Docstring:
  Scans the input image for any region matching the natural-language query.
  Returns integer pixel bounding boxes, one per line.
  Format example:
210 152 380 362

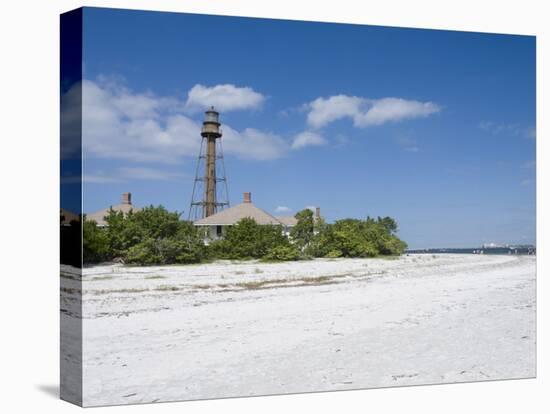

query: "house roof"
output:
276 216 298 226
194 202 285 226
86 193 140 226
60 208 79 225
87 203 141 226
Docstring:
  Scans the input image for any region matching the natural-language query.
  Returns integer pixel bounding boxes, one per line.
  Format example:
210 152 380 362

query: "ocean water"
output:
407 247 536 255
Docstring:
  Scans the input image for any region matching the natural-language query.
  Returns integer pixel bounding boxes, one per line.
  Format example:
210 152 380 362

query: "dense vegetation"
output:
83 206 206 265
208 218 299 261
306 216 407 258
83 206 407 265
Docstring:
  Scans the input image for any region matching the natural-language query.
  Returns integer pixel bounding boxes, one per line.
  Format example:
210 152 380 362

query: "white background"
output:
0 0 547 412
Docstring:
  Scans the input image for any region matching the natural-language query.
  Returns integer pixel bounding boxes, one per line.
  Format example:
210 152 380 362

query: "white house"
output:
193 192 301 241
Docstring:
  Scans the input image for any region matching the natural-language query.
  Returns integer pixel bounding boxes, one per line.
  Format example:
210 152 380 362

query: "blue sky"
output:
76 7 536 248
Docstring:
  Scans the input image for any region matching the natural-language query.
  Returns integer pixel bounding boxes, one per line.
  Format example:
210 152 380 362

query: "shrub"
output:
84 206 206 265
262 244 300 261
210 218 290 260
325 249 343 258
310 217 407 258
290 209 315 248
82 204 407 265
126 238 161 265
83 217 110 263
124 225 206 265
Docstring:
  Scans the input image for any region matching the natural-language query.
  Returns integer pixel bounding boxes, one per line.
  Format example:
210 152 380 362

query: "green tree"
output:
290 209 315 249
381 216 398 234
83 204 407 265
84 206 206 265
262 244 300 261
208 218 290 260
123 208 206 265
307 217 407 258
83 217 110 263
125 238 161 265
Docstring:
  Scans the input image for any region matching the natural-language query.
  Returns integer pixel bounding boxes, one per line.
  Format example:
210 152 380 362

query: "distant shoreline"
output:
407 246 536 255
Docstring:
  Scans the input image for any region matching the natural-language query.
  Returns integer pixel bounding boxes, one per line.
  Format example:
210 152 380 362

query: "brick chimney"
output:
243 192 252 203
121 192 132 205
315 207 321 220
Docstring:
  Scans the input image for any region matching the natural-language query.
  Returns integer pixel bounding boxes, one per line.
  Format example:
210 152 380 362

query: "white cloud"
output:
356 98 440 127
305 95 440 129
75 78 286 163
275 206 291 213
82 79 198 163
60 82 83 160
84 167 185 183
73 78 440 165
291 131 327 150
82 174 122 184
185 84 265 112
116 167 185 181
306 95 363 129
223 126 288 160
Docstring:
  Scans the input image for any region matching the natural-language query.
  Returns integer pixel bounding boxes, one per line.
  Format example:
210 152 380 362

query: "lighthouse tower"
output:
188 107 230 220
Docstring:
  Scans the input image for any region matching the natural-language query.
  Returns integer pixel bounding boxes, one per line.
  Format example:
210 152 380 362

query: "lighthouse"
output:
188 107 230 220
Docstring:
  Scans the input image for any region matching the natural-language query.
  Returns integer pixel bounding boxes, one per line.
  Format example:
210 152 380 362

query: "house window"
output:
216 225 223 237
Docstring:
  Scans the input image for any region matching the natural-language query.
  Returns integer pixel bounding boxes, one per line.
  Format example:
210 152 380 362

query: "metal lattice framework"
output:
188 108 230 220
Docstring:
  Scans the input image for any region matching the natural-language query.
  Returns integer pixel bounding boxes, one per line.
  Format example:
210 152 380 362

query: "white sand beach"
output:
61 254 536 406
